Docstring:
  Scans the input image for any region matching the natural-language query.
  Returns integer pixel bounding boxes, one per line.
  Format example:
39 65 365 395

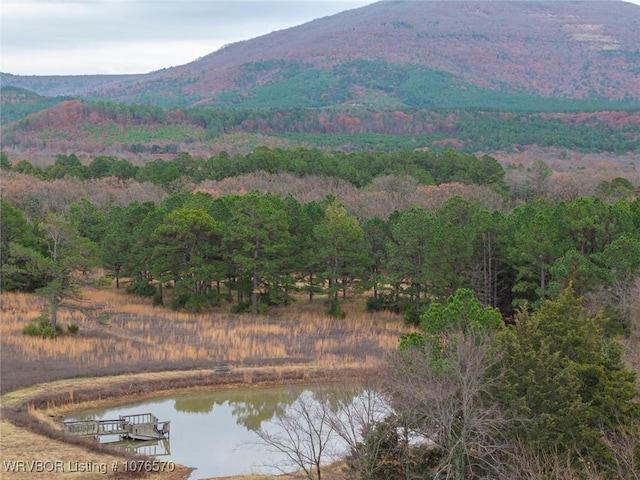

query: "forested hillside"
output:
2 140 640 478
2 98 639 161
2 1 639 106
2 1 638 164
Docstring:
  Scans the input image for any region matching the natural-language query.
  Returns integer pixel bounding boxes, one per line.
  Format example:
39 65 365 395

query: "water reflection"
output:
104 438 171 457
67 385 370 479
173 388 296 431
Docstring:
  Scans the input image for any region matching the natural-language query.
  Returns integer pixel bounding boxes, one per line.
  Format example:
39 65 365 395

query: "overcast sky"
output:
2 0 639 76
0 1 374 76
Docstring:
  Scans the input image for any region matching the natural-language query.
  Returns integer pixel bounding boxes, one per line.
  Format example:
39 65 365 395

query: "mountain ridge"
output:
2 0 639 107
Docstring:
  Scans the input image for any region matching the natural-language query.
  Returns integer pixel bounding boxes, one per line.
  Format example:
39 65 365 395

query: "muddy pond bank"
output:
1 365 377 479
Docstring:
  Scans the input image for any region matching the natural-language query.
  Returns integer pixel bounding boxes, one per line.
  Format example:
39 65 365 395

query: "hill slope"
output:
1 1 639 108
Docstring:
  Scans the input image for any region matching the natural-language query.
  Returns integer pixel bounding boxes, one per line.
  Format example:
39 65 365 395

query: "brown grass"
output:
0 419 127 480
1 288 405 392
0 287 408 479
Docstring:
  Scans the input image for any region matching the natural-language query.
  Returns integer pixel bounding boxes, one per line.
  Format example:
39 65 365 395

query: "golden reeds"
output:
1 288 407 377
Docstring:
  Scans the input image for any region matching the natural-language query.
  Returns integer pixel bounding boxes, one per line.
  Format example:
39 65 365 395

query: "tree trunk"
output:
251 271 258 314
252 238 260 314
50 293 58 332
372 266 379 300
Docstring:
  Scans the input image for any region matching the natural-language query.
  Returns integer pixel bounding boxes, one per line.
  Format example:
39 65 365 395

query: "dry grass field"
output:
1 287 407 392
0 286 408 479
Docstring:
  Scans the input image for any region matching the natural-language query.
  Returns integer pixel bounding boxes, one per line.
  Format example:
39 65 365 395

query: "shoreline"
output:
1 363 378 480
1 289 396 479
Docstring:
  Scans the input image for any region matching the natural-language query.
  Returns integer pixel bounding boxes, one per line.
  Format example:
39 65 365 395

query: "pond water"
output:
66 385 384 479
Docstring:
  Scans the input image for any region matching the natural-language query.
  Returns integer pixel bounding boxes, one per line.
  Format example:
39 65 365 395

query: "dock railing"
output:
63 412 169 440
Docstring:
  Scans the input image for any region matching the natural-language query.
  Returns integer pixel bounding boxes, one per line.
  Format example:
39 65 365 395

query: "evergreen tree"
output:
0 199 45 291
386 207 435 322
508 201 567 307
496 287 639 468
598 235 640 329
314 199 367 316
223 192 291 313
35 213 100 330
150 207 222 310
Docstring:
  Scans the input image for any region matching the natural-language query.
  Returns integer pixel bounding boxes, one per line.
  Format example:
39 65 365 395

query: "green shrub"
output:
22 322 42 337
325 301 346 318
96 313 111 326
184 293 221 312
231 301 253 314
152 291 164 306
22 315 63 338
126 280 157 297
259 290 292 307
40 325 59 339
93 276 113 289
403 306 422 326
67 323 80 334
230 301 268 314
365 296 383 312
366 293 403 313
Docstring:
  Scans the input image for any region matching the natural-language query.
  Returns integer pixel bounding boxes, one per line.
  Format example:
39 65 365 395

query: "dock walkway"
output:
63 412 170 441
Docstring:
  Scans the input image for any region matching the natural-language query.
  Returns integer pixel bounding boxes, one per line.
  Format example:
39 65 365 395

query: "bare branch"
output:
386 332 513 479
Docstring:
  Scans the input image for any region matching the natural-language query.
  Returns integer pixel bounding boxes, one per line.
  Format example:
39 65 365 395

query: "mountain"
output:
0 87 71 125
2 1 639 109
2 1 639 161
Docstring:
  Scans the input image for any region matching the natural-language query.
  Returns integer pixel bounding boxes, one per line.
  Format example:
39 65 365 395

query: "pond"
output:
65 385 387 479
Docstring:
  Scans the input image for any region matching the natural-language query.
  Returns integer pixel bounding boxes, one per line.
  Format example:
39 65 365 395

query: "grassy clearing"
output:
0 287 407 479
1 289 404 377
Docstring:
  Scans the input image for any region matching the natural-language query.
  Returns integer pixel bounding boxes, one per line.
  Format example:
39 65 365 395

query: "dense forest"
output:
1 148 506 191
2 94 639 158
3 180 639 320
2 146 640 478
2 148 638 324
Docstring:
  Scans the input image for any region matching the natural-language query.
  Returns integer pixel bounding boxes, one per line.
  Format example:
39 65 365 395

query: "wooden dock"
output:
63 413 170 441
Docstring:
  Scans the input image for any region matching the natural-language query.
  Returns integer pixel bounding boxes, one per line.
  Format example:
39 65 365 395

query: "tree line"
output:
2 189 639 325
3 147 507 191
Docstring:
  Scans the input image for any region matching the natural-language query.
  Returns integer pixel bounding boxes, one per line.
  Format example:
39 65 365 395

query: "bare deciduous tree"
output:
386 332 512 480
327 379 393 479
508 427 640 480
254 388 339 480
254 381 397 480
